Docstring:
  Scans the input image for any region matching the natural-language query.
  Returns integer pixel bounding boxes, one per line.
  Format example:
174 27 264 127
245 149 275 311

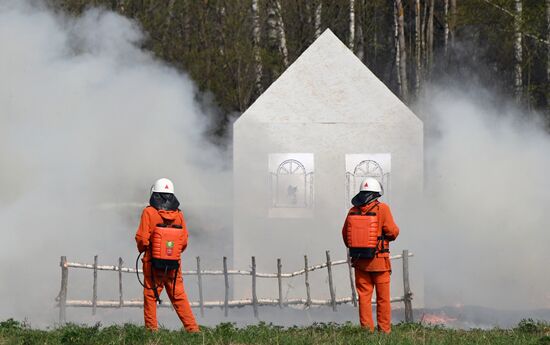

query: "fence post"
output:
277 258 283 308
223 256 229 317
197 256 204 317
346 249 357 307
92 255 98 315
402 249 413 322
251 256 258 318
58 256 68 324
118 257 123 308
326 251 337 311
304 255 311 307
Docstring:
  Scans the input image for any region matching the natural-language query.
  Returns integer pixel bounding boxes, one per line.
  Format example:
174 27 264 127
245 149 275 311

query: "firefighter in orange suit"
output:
135 178 199 332
342 177 400 333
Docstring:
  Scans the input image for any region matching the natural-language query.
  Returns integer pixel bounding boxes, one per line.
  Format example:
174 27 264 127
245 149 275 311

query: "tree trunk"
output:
314 1 322 39
349 0 355 50
217 2 226 57
374 1 378 61
252 0 263 94
267 2 278 47
514 0 523 102
395 0 409 101
356 21 365 62
547 0 550 112
355 0 366 61
450 0 457 48
421 0 427 66
394 2 403 99
162 0 176 47
182 0 191 53
427 0 435 73
305 1 312 30
444 0 449 56
116 0 126 14
275 0 289 67
415 0 421 94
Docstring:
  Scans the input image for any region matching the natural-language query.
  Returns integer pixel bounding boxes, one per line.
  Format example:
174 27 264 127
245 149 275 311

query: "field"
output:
1 319 549 345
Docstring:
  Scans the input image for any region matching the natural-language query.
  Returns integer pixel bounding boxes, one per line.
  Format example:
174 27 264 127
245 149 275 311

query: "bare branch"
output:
481 0 550 46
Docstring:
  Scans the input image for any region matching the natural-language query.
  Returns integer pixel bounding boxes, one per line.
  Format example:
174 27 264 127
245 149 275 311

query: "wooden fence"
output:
55 250 414 324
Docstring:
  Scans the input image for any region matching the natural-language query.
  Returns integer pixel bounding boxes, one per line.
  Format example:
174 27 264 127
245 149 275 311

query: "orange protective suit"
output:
135 206 199 332
342 201 399 333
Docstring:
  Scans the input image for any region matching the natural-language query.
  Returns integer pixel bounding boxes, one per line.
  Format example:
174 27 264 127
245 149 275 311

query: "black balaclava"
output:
351 191 381 207
149 192 180 211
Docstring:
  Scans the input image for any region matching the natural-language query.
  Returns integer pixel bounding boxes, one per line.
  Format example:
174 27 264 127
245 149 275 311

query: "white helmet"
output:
359 177 384 195
151 178 174 194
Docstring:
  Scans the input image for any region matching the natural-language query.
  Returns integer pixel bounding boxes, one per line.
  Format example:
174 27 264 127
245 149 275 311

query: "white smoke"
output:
1 0 549 329
417 83 550 310
0 0 230 325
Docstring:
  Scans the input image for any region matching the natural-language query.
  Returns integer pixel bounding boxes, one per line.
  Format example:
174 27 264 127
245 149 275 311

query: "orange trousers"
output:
354 269 392 333
142 262 199 332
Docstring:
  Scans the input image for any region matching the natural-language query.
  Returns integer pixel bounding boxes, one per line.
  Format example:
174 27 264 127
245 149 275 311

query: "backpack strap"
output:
177 210 184 227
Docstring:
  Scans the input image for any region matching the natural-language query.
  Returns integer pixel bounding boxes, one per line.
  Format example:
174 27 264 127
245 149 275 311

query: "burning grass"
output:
1 318 549 344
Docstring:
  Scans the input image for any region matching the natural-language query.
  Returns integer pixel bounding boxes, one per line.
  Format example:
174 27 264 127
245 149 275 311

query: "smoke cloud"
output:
1 0 549 329
417 83 550 311
0 0 230 325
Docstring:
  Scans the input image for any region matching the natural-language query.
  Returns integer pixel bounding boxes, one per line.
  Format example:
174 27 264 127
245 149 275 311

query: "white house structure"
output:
233 30 423 304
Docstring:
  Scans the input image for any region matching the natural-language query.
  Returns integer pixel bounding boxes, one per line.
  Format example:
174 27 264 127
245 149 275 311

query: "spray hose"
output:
135 250 179 305
135 251 147 288
135 250 162 304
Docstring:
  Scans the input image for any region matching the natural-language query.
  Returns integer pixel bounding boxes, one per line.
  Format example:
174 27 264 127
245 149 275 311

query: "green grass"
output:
1 318 549 345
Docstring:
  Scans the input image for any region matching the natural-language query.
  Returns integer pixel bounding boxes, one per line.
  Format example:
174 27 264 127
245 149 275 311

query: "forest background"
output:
51 0 550 138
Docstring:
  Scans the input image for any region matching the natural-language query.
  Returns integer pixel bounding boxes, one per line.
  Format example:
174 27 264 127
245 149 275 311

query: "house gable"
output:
235 29 422 128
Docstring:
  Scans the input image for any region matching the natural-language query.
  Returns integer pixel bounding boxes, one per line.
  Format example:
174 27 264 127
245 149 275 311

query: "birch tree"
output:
116 0 126 14
444 0 449 56
217 2 226 57
415 0 421 93
427 0 435 71
373 0 379 61
162 0 176 42
267 3 278 48
450 0 457 48
395 0 408 101
267 0 288 68
182 0 191 53
252 0 263 94
275 0 289 67
394 2 402 100
314 1 322 39
421 0 427 65
514 0 523 102
349 0 355 50
356 20 365 62
547 0 550 111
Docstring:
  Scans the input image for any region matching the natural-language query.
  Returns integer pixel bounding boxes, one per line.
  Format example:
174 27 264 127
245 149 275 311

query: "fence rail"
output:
56 250 414 324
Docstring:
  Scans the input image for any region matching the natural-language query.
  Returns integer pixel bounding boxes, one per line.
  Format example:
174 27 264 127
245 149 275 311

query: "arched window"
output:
271 159 313 208
277 159 306 175
346 159 390 206
353 160 383 178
